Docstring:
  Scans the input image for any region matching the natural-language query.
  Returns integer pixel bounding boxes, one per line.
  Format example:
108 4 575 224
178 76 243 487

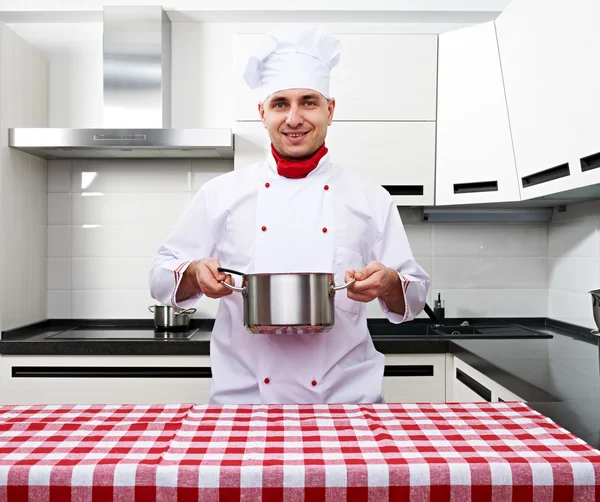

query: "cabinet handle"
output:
384 365 434 377
521 163 570 188
382 185 424 196
580 151 600 173
456 368 491 401
11 366 212 378
453 180 498 194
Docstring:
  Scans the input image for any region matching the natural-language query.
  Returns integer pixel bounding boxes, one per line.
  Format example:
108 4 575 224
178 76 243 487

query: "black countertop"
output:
1 318 599 448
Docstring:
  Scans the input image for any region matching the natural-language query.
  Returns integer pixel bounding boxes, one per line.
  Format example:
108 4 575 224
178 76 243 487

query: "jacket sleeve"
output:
148 186 216 308
372 197 431 323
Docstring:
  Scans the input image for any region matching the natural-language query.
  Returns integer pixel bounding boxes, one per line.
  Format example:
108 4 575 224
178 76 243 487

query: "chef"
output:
149 24 430 404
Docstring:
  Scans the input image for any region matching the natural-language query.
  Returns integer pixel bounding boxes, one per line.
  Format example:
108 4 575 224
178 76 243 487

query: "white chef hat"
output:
243 24 341 102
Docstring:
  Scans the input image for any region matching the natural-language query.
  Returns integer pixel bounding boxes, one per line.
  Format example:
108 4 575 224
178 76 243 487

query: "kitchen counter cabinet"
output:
495 0 600 199
436 21 520 206
448 355 525 403
382 353 446 402
0 355 212 405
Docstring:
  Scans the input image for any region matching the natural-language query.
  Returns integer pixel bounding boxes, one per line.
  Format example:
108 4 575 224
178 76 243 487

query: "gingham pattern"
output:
0 402 598 501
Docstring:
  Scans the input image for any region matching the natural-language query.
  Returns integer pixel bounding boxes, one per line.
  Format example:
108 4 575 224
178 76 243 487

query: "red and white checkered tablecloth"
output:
0 402 598 501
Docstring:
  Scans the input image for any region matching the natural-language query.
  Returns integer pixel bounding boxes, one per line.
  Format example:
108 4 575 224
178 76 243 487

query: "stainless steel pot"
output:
218 267 355 334
148 305 196 331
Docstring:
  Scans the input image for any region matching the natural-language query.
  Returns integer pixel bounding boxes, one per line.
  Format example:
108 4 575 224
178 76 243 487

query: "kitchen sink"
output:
427 324 553 339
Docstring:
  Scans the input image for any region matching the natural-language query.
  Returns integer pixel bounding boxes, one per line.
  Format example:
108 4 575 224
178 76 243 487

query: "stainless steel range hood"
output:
9 6 234 160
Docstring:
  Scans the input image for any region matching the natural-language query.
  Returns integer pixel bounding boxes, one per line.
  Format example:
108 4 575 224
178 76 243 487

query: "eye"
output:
304 101 317 106
274 102 287 109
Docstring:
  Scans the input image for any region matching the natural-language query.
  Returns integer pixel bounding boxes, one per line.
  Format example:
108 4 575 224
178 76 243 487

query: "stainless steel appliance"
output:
9 7 233 160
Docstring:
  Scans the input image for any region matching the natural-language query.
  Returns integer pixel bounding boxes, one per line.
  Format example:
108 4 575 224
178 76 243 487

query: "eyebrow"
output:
269 94 322 104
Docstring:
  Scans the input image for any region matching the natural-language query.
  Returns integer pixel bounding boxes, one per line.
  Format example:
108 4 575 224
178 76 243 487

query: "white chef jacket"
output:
149 152 430 404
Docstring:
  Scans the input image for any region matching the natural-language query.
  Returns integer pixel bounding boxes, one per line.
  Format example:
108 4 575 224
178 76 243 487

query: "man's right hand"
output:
176 258 234 302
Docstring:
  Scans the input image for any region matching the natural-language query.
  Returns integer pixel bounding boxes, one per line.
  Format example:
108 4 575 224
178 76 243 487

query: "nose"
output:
285 104 303 128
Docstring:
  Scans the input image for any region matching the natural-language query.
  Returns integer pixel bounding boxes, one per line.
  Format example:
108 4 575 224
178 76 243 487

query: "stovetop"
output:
46 327 200 340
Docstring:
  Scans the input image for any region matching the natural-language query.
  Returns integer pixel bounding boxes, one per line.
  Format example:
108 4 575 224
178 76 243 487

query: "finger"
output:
351 274 381 293
205 260 227 282
354 261 383 281
347 289 376 303
344 269 356 283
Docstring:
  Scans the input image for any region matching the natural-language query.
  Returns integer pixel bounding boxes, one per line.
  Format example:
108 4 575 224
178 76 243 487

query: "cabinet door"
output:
382 354 446 403
450 356 524 403
495 0 600 199
234 121 436 205
436 21 520 206
234 33 437 121
0 355 212 405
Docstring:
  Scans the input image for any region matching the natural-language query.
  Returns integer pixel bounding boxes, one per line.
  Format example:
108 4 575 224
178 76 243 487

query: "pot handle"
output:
331 277 356 291
174 308 196 316
217 267 246 293
148 305 155 313
220 281 246 293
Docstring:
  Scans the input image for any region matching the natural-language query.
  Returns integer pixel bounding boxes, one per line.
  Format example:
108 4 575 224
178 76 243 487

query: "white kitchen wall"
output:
48 160 550 320
0 25 48 331
548 200 600 329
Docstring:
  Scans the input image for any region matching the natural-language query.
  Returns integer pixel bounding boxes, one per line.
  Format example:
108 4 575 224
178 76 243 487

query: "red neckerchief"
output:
271 143 328 179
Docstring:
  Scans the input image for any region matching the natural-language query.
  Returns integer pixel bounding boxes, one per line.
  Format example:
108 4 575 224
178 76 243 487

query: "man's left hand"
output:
344 261 401 303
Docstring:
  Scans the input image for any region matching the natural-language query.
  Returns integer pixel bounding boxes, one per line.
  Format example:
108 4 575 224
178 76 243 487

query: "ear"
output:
327 98 336 126
258 102 266 128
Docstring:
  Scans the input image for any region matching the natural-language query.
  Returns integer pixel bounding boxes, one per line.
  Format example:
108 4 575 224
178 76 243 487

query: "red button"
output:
322 227 328 233
324 185 329 191
261 226 267 231
265 182 270 188
264 378 270 384
311 380 317 387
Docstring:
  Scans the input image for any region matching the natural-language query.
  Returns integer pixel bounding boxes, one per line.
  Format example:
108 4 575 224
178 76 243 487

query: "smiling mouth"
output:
283 131 309 138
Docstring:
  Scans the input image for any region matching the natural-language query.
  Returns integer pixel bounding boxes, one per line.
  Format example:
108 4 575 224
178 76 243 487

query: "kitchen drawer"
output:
382 354 446 402
0 355 212 405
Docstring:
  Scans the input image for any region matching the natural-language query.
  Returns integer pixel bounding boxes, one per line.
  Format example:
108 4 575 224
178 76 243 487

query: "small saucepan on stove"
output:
148 305 196 331
217 267 355 334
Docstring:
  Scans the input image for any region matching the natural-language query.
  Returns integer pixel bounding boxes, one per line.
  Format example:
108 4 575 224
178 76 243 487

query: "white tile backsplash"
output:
48 193 71 225
436 289 548 318
47 258 71 290
49 161 600 327
48 225 71 257
548 221 598 257
548 200 600 329
549 257 598 294
47 290 71 318
71 193 192 226
72 159 192 193
72 258 152 290
432 257 548 289
432 223 548 257
403 226 432 257
48 160 72 192
72 225 171 258
192 159 235 192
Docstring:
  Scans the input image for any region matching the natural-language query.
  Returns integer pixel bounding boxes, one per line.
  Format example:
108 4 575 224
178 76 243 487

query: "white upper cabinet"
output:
234 121 435 206
436 21 520 206
496 0 600 199
234 33 437 121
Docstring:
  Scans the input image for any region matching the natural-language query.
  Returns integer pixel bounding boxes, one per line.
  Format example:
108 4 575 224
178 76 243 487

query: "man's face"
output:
258 88 336 160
